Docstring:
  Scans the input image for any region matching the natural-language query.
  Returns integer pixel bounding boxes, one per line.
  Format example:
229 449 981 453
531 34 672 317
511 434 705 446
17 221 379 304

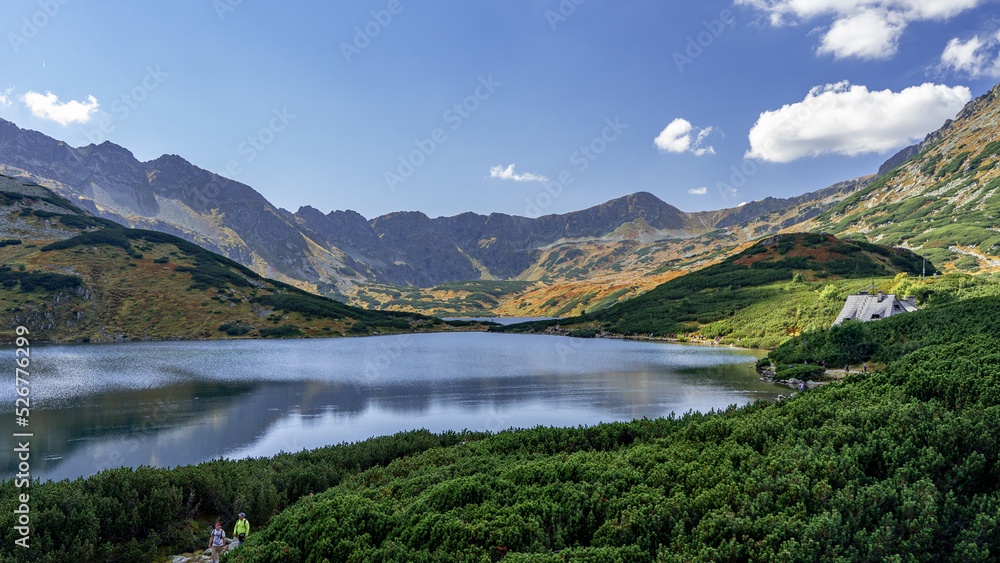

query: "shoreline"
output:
5 323 772 355
595 332 764 351
0 324 496 346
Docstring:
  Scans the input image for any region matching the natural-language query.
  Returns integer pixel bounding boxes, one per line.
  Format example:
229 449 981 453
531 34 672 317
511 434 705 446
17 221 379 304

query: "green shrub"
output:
258 325 303 338
937 151 971 178
0 266 82 292
348 322 371 334
218 323 252 336
774 363 826 380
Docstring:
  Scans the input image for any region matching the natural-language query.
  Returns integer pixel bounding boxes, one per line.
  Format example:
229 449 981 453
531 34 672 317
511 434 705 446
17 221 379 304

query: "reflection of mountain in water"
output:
12 366 775 482
4 336 775 482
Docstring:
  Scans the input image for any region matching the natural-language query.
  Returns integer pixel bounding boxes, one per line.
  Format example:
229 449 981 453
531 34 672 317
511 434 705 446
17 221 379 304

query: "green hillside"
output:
493 233 938 348
0 175 481 341
6 295 1000 561
771 287 1000 369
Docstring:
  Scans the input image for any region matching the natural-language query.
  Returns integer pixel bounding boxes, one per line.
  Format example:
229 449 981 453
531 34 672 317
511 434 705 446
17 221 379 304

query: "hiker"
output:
798 381 804 392
234 513 250 545
209 523 226 562
863 363 868 374
845 364 849 374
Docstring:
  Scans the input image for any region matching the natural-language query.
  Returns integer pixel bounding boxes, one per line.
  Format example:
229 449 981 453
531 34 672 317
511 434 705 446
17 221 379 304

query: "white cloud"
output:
489 164 548 183
940 31 1000 78
736 0 984 60
654 118 716 156
688 187 708 195
21 91 99 125
817 9 905 60
0 87 12 108
746 82 971 163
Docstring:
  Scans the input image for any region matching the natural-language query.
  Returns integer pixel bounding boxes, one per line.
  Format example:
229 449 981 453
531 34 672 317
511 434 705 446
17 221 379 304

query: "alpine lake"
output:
3 329 780 482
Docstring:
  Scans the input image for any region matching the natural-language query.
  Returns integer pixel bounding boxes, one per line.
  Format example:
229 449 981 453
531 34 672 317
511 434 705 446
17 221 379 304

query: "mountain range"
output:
1 81 999 316
0 120 862 283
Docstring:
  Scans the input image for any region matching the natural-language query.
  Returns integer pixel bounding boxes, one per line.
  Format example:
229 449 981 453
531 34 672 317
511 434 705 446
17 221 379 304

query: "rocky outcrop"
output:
876 82 1000 177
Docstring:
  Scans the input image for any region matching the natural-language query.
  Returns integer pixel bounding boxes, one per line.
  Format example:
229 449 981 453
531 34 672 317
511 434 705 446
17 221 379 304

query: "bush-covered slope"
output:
0 431 479 562
223 334 1000 562
493 233 934 346
771 288 1000 368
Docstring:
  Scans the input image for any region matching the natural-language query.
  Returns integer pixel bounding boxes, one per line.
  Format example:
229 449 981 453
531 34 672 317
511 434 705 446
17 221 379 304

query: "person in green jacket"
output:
233 513 250 545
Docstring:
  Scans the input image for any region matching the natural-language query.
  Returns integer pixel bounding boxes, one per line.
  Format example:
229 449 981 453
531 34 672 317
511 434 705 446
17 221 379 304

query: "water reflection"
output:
1 334 777 482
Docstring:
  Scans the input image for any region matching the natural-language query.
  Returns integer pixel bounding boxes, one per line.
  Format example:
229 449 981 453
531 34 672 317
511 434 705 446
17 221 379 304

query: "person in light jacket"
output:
234 513 250 545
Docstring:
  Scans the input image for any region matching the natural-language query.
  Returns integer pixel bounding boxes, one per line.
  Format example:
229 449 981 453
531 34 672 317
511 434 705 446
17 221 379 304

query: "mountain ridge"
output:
0 116 862 295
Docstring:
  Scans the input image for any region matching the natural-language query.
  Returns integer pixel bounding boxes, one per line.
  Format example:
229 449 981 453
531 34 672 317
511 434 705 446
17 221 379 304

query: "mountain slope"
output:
0 174 475 341
494 233 936 347
798 82 1000 273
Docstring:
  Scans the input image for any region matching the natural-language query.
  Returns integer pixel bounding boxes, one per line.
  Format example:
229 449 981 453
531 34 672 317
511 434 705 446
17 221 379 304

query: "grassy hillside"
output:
0 176 483 341
7 297 1000 561
493 233 940 348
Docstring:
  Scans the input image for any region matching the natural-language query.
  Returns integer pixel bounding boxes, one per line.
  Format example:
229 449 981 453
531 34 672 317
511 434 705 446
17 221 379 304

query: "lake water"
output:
3 333 778 482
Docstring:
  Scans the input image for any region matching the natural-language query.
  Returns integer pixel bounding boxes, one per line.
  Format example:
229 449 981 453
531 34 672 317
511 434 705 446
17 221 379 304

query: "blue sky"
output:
1 0 999 220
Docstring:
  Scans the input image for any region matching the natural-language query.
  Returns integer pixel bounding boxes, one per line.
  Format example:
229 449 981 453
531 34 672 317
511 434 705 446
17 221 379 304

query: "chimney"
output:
877 291 884 302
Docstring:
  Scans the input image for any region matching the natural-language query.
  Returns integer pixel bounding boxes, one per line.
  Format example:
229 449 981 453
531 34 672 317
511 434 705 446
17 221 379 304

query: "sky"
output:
1 0 1000 221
